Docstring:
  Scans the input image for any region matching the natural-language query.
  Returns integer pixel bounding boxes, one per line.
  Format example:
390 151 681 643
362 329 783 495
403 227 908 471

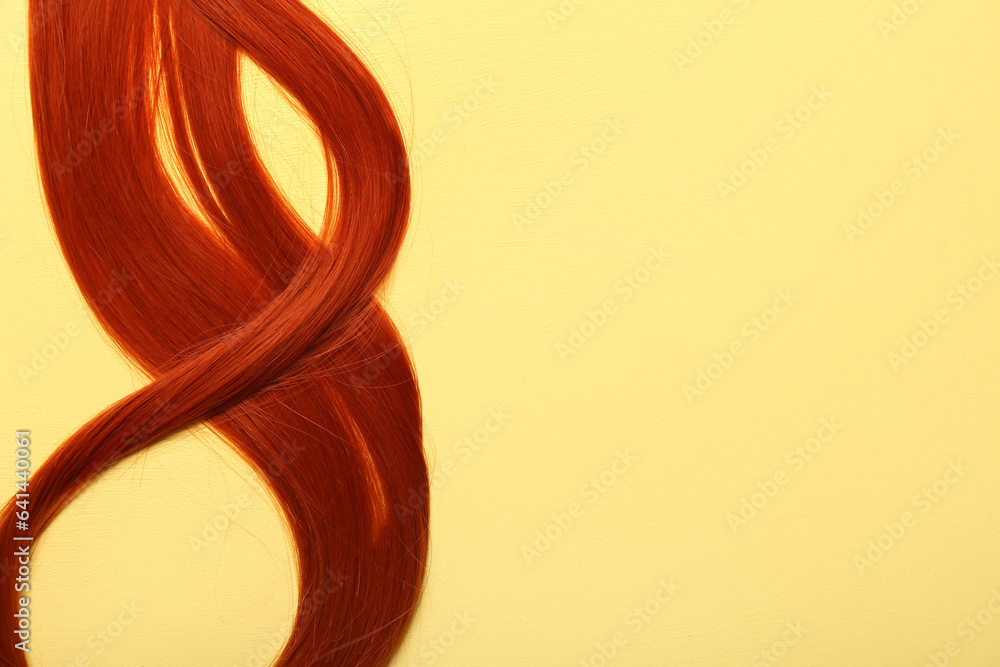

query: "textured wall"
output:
2 0 1000 665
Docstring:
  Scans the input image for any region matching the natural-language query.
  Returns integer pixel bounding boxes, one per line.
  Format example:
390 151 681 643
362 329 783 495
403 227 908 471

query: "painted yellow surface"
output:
2 0 1000 665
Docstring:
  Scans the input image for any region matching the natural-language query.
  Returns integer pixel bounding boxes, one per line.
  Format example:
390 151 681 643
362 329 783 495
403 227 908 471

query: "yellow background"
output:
2 0 1000 665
